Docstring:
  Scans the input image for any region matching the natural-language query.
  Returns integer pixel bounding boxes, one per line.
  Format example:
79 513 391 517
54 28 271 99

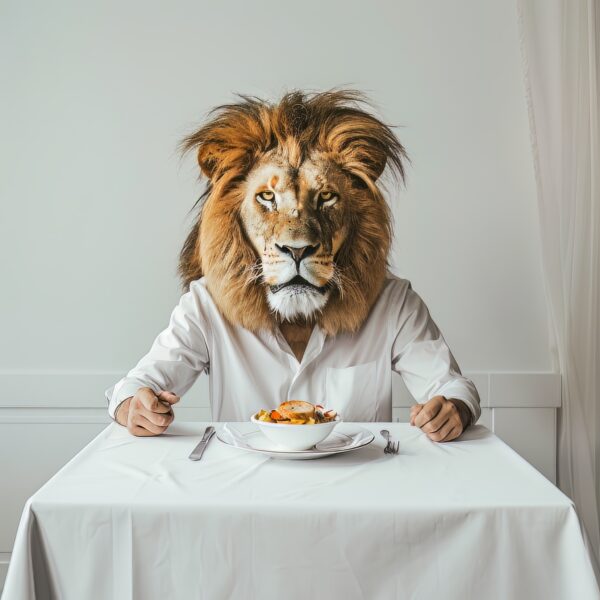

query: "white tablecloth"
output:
2 423 598 600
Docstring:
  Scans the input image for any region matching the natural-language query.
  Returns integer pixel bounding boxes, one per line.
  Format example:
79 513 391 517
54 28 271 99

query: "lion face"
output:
178 89 407 335
240 151 350 320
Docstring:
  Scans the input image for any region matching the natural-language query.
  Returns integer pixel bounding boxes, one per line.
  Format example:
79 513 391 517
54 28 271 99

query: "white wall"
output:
0 0 555 590
1 0 550 373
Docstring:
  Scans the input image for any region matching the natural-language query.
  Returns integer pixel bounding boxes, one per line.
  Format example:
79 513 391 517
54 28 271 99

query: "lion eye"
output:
318 191 338 208
257 190 275 202
256 190 276 208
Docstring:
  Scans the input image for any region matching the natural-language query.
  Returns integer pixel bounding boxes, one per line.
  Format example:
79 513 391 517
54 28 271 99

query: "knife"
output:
188 426 216 461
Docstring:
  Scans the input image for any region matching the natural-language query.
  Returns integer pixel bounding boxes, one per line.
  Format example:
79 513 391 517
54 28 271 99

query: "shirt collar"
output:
272 323 327 370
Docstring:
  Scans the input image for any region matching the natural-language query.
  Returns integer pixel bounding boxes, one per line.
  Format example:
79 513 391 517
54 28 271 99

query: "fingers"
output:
420 401 454 434
129 424 160 437
127 387 177 437
444 425 462 442
409 404 423 426
426 417 458 442
413 396 445 429
157 390 180 405
137 388 173 413
138 404 174 428
131 413 169 436
436 423 462 443
412 396 464 442
449 399 471 429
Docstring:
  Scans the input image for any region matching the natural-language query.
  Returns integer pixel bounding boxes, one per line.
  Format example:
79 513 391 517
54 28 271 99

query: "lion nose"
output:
276 243 320 265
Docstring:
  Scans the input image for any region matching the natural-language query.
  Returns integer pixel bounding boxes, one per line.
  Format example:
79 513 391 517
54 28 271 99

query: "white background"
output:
0 0 556 589
1 0 551 372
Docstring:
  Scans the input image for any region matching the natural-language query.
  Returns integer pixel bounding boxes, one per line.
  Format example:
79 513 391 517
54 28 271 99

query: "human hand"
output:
409 396 470 442
115 387 180 436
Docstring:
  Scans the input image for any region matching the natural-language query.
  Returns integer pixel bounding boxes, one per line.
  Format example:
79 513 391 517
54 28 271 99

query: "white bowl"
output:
250 414 341 451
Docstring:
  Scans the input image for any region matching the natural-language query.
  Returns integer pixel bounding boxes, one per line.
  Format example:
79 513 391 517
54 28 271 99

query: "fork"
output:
380 430 399 454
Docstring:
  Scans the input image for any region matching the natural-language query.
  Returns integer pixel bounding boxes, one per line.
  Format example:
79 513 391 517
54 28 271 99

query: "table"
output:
2 422 598 600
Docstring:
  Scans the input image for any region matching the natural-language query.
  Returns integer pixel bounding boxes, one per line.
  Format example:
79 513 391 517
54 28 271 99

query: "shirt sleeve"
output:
390 281 481 425
105 284 211 421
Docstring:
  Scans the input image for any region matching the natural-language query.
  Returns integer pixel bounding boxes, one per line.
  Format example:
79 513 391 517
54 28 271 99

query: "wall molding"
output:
0 552 10 594
0 371 213 410
0 371 561 411
0 371 128 408
0 408 111 424
392 372 561 408
0 406 212 424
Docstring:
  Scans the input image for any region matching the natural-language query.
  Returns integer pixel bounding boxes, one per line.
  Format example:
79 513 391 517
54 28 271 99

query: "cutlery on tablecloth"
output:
188 426 216 461
380 429 399 455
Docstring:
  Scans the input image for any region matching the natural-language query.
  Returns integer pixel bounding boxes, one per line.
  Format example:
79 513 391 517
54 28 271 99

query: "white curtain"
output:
517 0 600 576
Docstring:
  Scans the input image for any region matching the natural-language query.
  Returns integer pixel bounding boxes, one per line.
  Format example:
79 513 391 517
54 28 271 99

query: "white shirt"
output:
105 274 481 424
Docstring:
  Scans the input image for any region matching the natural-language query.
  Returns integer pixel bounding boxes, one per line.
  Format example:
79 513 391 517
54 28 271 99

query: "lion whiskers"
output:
244 260 264 286
248 253 354 322
329 265 359 302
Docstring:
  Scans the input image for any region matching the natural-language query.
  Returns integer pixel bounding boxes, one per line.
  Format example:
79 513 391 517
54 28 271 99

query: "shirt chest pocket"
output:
325 361 378 422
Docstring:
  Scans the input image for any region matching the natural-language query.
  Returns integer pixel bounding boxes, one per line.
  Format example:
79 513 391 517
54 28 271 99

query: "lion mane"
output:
178 88 407 336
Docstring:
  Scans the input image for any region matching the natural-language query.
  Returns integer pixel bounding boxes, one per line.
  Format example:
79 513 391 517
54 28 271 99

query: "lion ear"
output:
197 143 221 180
179 126 239 182
325 114 407 186
362 146 389 182
338 142 390 188
179 131 225 181
180 99 267 182
194 139 254 182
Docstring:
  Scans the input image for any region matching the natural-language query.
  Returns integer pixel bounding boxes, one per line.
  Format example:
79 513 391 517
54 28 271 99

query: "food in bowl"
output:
251 401 340 451
255 400 337 425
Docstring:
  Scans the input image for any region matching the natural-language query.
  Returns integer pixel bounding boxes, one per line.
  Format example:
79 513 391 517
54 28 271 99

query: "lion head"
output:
178 89 407 335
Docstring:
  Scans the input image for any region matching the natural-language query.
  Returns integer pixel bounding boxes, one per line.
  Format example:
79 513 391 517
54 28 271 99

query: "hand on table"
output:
115 387 179 437
410 396 471 442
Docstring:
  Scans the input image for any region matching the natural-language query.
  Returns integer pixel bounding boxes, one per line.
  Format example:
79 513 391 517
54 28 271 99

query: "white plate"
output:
217 422 375 460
